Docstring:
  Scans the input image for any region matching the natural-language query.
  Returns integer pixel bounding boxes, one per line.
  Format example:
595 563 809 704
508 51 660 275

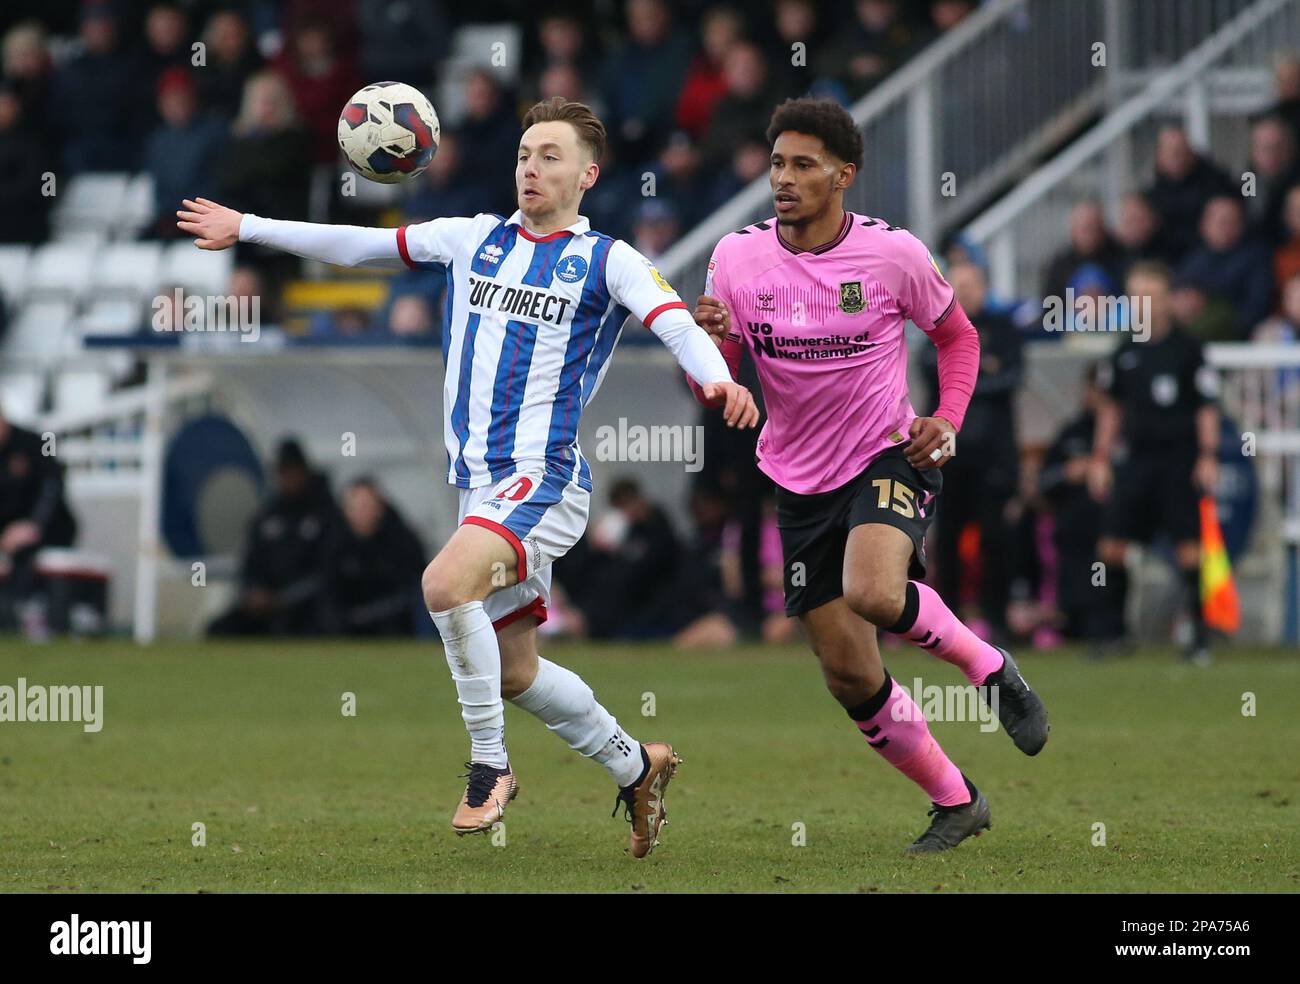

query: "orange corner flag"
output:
1200 496 1240 635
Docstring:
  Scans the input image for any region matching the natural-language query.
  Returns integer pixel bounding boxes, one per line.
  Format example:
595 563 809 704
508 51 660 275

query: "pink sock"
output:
850 675 971 807
894 581 1004 686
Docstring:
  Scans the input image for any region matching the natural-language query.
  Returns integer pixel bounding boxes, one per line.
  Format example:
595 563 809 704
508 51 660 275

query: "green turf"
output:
0 638 1296 893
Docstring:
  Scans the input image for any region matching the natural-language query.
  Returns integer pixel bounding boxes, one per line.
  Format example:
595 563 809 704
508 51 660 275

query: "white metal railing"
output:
1207 343 1300 640
966 0 1299 300
658 0 1261 304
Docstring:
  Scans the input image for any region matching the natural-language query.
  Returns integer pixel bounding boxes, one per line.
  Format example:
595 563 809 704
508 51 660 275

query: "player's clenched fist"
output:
906 416 956 470
176 198 243 250
694 294 730 345
700 380 760 429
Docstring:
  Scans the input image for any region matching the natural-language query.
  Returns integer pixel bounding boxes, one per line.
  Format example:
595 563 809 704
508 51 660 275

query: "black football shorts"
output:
775 446 942 617
1101 450 1200 545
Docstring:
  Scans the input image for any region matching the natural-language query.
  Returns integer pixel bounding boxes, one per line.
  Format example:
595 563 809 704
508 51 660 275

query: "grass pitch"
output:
1 638 1296 893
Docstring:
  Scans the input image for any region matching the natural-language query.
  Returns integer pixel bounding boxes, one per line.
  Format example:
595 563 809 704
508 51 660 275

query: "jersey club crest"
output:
839 280 866 314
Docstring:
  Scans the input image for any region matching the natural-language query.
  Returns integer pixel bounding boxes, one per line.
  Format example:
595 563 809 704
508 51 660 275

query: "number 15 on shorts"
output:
872 478 917 518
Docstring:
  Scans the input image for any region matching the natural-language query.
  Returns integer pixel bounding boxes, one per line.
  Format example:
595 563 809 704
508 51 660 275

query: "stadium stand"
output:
3 0 1300 648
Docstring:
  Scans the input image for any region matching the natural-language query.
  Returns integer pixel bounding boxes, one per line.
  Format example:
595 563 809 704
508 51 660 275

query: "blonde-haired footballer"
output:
179 97 759 857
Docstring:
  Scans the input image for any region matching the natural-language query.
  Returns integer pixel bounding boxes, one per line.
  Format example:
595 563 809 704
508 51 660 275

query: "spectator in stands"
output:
1041 200 1124 303
1115 191 1180 274
2 21 53 141
537 62 591 108
630 199 680 262
216 70 312 222
50 0 148 173
1170 273 1236 343
766 0 822 101
601 0 693 164
1064 262 1122 333
384 294 436 341
1270 54 1300 141
194 8 262 121
704 134 770 216
673 495 796 648
142 4 191 96
228 265 274 329
309 306 372 341
524 10 601 108
921 262 1023 644
700 42 775 173
1177 195 1274 338
357 0 448 90
1144 124 1233 263
560 477 683 640
674 5 743 140
0 407 77 639
0 85 51 244
1274 183 1300 290
821 0 921 100
318 476 426 636
144 67 227 239
928 0 975 33
1038 364 1107 646
1254 269 1300 346
457 68 521 213
208 438 339 637
646 131 711 229
274 18 359 164
577 140 642 243
370 268 444 343
1244 115 1300 245
403 132 496 222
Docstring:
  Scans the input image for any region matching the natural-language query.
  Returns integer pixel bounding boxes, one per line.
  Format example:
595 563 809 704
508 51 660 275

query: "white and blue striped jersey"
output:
397 210 695 492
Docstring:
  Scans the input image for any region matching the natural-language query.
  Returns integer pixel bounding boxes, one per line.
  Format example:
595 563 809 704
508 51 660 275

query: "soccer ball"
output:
337 82 440 184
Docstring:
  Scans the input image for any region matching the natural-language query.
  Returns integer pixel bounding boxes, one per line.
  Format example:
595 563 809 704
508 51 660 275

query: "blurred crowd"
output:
4 1 1290 649
0 0 977 339
206 438 428 637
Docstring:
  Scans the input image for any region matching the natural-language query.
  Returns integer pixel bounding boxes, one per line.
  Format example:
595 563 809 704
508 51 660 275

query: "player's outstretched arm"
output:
655 306 757 428
606 240 759 428
176 197 405 268
687 293 745 410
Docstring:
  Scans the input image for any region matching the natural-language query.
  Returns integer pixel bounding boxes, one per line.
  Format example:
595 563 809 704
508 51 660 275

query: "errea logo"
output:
479 244 504 265
50 914 151 964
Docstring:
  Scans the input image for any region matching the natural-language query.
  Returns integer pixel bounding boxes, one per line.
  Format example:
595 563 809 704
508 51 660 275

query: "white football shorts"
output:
457 469 590 630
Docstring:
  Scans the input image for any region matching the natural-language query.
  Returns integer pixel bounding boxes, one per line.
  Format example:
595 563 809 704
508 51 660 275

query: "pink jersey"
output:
706 212 956 494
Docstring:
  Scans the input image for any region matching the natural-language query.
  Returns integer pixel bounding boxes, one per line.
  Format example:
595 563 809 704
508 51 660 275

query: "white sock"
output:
510 657 643 787
430 601 507 769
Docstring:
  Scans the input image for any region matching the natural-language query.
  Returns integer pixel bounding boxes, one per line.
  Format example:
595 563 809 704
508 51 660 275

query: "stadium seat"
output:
50 173 131 236
76 297 145 338
91 242 163 298
5 299 77 363
27 242 98 300
0 245 32 308
119 173 157 238
53 368 112 418
161 240 234 296
0 370 45 425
